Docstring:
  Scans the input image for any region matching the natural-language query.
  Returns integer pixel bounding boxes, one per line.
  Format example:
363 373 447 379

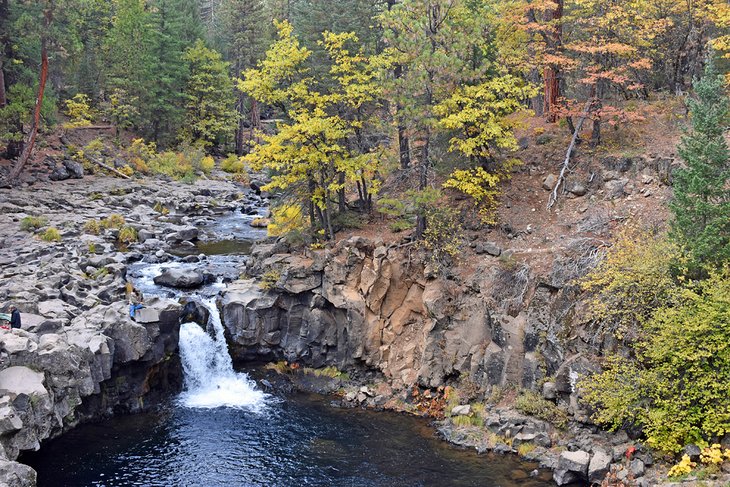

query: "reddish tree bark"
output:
9 9 51 180
0 62 6 108
543 0 563 122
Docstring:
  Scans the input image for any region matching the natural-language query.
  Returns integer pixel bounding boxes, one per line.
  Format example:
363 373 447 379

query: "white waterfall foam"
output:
178 298 267 410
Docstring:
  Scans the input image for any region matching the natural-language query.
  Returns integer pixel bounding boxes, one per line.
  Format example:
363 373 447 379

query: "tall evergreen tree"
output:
146 0 203 144
103 0 154 134
220 0 268 154
181 40 237 149
670 60 730 266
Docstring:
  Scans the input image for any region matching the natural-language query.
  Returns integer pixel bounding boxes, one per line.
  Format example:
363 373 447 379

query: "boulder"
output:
62 159 84 179
568 182 587 196
137 229 155 243
543 174 557 191
179 301 209 327
0 459 36 487
475 242 501 256
588 450 612 483
542 381 557 400
0 405 23 435
134 307 160 324
554 450 590 485
629 458 645 477
153 267 205 289
49 163 70 182
166 226 199 243
451 405 471 416
0 367 47 398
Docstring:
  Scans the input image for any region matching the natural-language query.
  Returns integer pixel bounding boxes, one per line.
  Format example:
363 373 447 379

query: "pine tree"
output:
219 0 268 154
181 40 237 149
670 61 730 267
146 0 203 145
103 0 155 134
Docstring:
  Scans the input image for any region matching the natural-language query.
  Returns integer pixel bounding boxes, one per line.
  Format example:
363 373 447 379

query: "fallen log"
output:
90 157 131 179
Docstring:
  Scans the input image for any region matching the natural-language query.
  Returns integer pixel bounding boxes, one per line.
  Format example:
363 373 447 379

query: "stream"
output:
23 206 553 486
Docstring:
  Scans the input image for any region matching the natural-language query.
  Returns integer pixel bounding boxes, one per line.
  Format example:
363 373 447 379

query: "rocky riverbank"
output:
219 232 730 486
0 175 264 485
1 149 728 486
210 150 730 486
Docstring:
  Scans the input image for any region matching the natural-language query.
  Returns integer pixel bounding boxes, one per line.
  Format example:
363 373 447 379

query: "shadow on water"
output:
23 392 553 487
169 239 255 257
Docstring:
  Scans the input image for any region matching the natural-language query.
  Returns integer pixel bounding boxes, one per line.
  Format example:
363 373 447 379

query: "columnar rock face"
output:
222 236 592 398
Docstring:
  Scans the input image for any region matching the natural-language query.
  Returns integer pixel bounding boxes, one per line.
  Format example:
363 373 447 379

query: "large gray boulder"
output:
0 460 36 487
554 450 590 485
153 267 205 289
0 367 47 398
166 226 199 243
62 159 84 179
588 450 612 483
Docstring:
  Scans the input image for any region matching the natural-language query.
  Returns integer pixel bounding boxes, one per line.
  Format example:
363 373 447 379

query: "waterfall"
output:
178 298 267 410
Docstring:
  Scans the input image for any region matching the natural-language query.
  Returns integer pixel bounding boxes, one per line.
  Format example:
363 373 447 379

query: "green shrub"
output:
83 219 103 235
102 214 125 229
376 197 406 218
389 219 412 233
153 201 169 215
91 267 109 280
40 227 62 242
20 216 48 232
451 414 484 427
517 443 537 457
259 270 281 290
580 269 730 454
422 205 463 270
307 366 350 381
220 154 245 173
514 390 568 429
580 230 685 340
118 226 138 244
332 211 365 230
62 93 94 128
201 155 215 174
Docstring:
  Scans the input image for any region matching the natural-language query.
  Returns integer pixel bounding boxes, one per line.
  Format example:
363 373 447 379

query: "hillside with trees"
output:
1 0 729 484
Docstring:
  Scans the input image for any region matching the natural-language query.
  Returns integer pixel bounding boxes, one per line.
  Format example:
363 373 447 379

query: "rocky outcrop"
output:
0 176 265 485
0 298 182 472
221 235 595 402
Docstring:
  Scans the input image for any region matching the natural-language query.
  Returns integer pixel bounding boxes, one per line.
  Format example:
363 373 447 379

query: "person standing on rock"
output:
9 306 21 329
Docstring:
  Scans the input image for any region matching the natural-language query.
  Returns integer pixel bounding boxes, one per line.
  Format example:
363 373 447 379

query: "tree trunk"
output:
235 92 245 155
10 16 50 180
338 172 346 213
0 0 8 109
543 66 560 122
398 123 410 169
542 0 563 122
590 96 601 147
0 60 6 108
249 97 260 143
415 133 430 239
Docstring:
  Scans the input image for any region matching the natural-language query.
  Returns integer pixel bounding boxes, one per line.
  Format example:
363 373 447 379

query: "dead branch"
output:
547 99 594 210
65 125 115 130
89 157 131 179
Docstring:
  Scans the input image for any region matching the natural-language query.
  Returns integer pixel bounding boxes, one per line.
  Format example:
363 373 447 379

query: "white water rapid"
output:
178 298 267 410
